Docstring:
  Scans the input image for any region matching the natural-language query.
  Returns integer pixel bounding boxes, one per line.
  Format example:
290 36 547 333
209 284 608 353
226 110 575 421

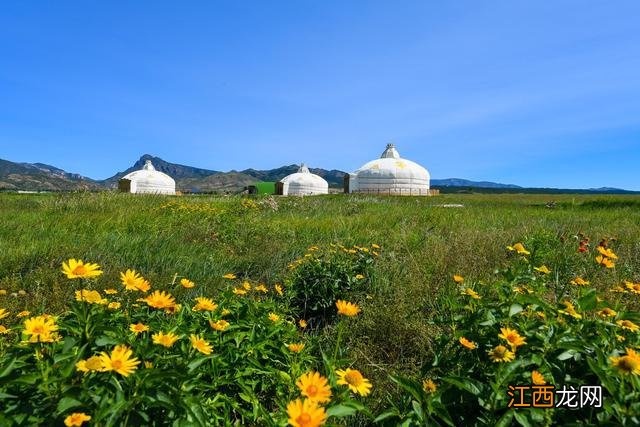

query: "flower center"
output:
345 371 363 385
296 413 312 426
112 359 123 370
72 265 87 275
306 385 318 396
33 325 44 334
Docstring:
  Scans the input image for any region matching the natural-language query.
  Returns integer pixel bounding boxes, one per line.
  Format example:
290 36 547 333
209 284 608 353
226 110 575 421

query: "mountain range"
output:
0 155 637 194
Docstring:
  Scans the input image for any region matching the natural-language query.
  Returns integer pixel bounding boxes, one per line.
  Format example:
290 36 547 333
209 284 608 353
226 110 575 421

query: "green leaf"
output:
326 404 357 417
509 304 523 317
513 411 532 427
577 289 597 311
442 376 483 395
495 410 514 427
56 397 83 415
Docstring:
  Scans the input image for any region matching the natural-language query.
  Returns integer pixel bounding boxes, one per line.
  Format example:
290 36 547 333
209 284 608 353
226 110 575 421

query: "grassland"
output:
1 192 640 420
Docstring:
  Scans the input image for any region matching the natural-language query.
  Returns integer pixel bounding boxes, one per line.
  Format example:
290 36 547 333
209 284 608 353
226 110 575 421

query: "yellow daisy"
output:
64 412 91 426
180 278 195 289
120 269 145 291
23 315 58 343
129 323 149 334
62 259 102 279
296 371 331 403
336 368 372 396
193 297 218 312
336 300 361 317
288 343 305 353
190 334 213 355
152 331 180 348
98 345 140 377
422 378 437 393
287 398 327 427
531 370 546 385
209 319 230 331
498 327 527 350
617 319 640 332
143 290 176 310
507 243 530 255
488 345 515 363
610 348 640 375
459 336 477 350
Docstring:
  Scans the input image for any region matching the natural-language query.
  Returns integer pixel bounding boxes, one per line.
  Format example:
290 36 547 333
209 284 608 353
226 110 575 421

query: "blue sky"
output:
1 1 639 189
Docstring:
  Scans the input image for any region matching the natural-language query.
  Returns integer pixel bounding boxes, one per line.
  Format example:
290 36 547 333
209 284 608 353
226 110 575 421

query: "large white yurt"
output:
118 160 176 195
345 144 431 195
276 164 329 196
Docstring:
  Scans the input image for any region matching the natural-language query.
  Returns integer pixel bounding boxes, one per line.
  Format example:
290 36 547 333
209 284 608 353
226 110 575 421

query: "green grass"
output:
1 191 640 413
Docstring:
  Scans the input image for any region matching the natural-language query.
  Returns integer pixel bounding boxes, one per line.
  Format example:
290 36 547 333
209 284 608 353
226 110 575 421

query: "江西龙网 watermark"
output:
507 385 602 408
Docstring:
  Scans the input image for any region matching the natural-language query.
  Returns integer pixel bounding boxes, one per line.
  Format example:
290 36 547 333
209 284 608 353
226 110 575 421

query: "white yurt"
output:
118 160 176 195
276 164 329 196
345 144 431 195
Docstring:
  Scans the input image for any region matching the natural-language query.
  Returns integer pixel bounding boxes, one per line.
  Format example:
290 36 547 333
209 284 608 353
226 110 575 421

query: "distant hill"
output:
1 155 638 194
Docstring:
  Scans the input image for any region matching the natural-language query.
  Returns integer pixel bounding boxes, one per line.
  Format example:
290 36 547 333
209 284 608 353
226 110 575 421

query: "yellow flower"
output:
558 301 582 319
287 398 327 427
108 302 121 310
598 307 617 318
288 343 305 353
610 285 627 293
180 278 195 289
223 273 236 280
596 255 615 268
254 284 268 293
299 319 308 328
296 371 331 403
209 319 230 331
104 289 118 295
453 275 464 283
232 287 247 296
372 244 381 249
152 331 180 347
275 284 284 296
0 289 6 295
422 378 437 393
336 368 372 396
15 310 29 318
531 370 546 385
144 361 153 369
610 348 640 375
570 277 590 286
498 327 527 350
461 288 481 300
23 315 58 343
534 265 551 274
0 325 9 334
242 281 252 290
193 297 218 312
535 311 546 319
129 323 149 334
507 243 530 255
459 336 477 350
61 259 102 279
190 334 213 355
75 289 108 305
488 345 515 363
336 300 361 317
120 269 145 291
99 345 139 377
355 274 365 280
0 308 9 320
76 356 103 373
597 246 618 259
625 281 640 294
617 319 640 332
143 290 176 310
64 412 91 426
136 279 151 292
268 312 281 322
221 308 231 316
616 335 626 342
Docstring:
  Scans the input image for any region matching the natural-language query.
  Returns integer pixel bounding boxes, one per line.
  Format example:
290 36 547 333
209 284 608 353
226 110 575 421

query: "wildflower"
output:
461 288 481 300
372 244 381 249
164 303 181 314
129 323 149 334
531 370 546 385
488 345 515 363
288 343 305 353
453 275 464 283
597 246 618 259
336 368 372 396
422 378 437 393
570 277 590 286
596 255 615 268
152 331 180 347
0 289 6 295
221 308 231 316
99 345 140 377
617 319 640 332
0 308 9 320
120 269 145 291
136 279 151 292
193 297 218 312
598 307 617 318
287 398 327 427
459 336 477 350
180 278 195 289
209 319 230 331
268 313 281 322
104 289 118 295
232 288 247 296
296 371 331 403
275 284 284 296
534 265 551 274
535 311 546 319
223 273 236 280
559 301 582 319
616 335 626 342
498 327 527 350
299 319 308 328
61 259 102 279
76 356 103 373
507 243 530 255
75 290 108 305
336 300 361 317
355 274 365 280
108 302 121 310
64 412 91 426
23 315 58 342
190 334 213 355
610 348 640 375
0 325 9 334
144 361 153 369
625 281 640 294
143 291 176 310
610 285 627 293
254 284 268 293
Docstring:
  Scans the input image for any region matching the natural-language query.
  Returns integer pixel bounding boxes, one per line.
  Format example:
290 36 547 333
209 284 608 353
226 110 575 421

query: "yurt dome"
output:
277 164 329 196
345 144 431 195
118 160 176 195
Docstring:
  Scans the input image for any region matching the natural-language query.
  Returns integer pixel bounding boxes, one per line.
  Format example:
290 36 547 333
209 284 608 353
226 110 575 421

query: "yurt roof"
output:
280 164 328 186
353 144 430 180
121 160 175 184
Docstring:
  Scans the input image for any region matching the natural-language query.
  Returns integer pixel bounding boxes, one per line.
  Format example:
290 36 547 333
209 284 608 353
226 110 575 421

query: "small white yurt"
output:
118 160 176 195
276 164 329 196
345 144 431 195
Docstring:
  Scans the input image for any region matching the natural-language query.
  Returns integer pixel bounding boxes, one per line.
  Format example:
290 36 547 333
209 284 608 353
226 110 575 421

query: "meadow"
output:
1 192 640 425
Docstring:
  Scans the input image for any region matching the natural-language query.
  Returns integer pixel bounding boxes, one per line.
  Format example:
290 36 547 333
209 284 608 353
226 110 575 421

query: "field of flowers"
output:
1 193 640 425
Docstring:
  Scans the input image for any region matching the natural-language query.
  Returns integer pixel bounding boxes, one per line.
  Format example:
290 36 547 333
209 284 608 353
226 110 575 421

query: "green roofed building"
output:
247 182 276 195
